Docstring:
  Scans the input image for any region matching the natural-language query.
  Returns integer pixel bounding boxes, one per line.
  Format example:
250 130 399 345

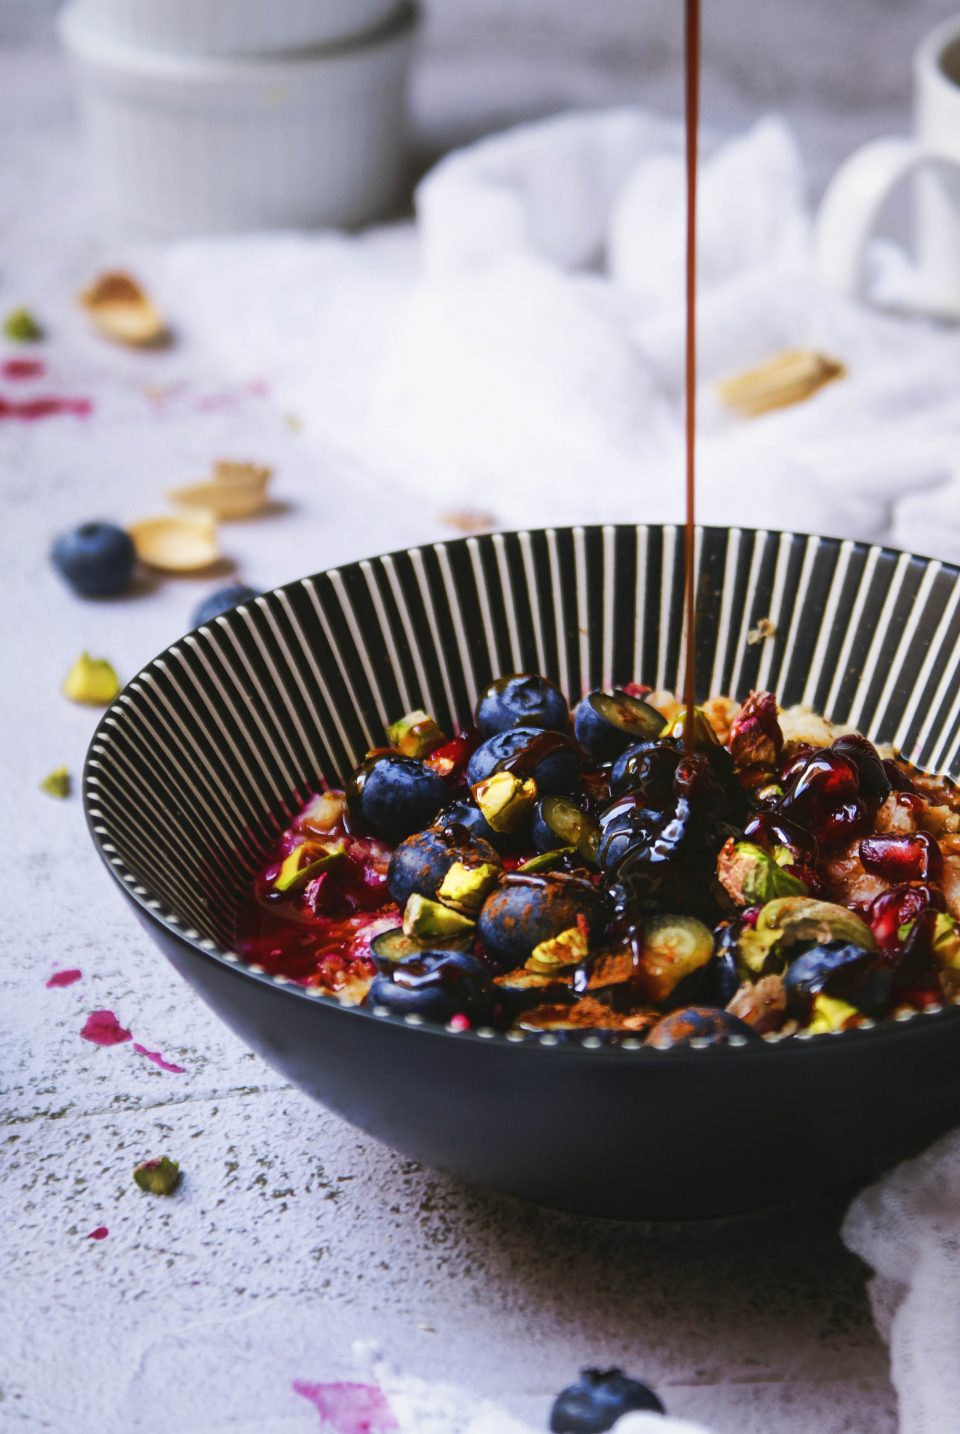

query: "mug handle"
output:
815 137 960 297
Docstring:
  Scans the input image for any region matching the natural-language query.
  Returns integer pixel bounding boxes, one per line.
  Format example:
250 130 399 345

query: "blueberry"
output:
477 873 606 966
367 950 493 1024
346 753 448 845
574 690 664 764
433 799 501 848
610 740 679 803
192 583 259 626
475 673 569 738
51 521 135 597
783 941 889 1019
550 1368 665 1433
466 727 581 796
387 825 500 908
645 1006 758 1049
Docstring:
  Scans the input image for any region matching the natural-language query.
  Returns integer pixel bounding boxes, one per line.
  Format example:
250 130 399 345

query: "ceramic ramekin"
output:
68 0 403 57
59 2 418 236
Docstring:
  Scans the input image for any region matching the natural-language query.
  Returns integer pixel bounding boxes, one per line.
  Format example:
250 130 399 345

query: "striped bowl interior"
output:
84 524 960 1023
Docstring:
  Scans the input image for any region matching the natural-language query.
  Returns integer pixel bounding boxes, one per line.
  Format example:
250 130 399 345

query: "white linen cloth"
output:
163 109 960 557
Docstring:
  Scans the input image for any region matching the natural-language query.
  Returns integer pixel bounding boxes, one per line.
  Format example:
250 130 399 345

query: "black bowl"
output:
84 525 960 1220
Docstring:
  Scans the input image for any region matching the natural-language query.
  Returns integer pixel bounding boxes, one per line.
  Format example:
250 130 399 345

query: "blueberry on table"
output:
475 673 569 738
574 689 664 763
51 521 136 597
477 872 605 966
192 583 259 626
346 753 448 845
466 727 582 796
367 950 493 1024
387 825 501 909
550 1367 665 1433
645 1005 758 1049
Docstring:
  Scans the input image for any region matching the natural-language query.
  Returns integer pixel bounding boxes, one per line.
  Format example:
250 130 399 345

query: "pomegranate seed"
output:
891 908 943 998
832 734 891 802
782 751 860 818
818 798 872 848
868 882 945 952
883 759 915 793
860 832 942 883
741 906 761 928
743 811 819 863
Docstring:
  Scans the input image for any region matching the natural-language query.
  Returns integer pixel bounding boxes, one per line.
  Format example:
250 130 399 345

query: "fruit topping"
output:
574 688 663 762
347 753 448 845
860 832 942 883
367 951 493 1024
477 873 606 967
645 1006 758 1048
51 521 136 597
475 672 569 738
549 1368 665 1432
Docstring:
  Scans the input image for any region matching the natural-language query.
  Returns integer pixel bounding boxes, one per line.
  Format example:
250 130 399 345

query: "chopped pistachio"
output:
386 708 447 760
517 847 575 873
660 706 718 747
471 771 537 833
808 993 860 1035
436 860 500 914
933 913 960 971
716 839 807 907
62 652 121 706
40 766 71 799
4 307 42 342
739 897 875 974
527 924 590 973
402 894 476 941
274 840 346 894
133 1156 181 1195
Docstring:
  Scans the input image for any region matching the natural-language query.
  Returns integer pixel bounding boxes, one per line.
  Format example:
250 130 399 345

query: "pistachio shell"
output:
62 652 121 706
78 272 167 347
167 481 266 520
128 514 220 573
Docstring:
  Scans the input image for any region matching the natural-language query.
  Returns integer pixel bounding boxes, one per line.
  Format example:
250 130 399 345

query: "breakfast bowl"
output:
83 525 960 1220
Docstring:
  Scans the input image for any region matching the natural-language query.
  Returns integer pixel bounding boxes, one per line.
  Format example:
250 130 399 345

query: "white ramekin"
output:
69 0 402 57
59 2 418 237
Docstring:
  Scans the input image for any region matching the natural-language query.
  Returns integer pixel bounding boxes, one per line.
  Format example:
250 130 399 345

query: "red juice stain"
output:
80 1010 132 1046
0 394 92 422
133 1042 185 1074
292 1382 397 1433
88 1226 109 1240
1 358 45 381
47 968 82 988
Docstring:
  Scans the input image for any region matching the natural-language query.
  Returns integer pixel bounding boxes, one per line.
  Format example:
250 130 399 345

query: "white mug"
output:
816 12 960 317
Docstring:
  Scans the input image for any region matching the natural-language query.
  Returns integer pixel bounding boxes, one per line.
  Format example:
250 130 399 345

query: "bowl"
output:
59 1 418 237
83 525 960 1220
68 0 403 58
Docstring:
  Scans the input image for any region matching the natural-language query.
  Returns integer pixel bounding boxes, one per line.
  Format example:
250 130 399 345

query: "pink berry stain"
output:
1 358 45 380
88 1226 109 1241
0 394 91 421
47 968 83 988
292 1382 398 1433
133 1043 185 1074
80 1010 132 1046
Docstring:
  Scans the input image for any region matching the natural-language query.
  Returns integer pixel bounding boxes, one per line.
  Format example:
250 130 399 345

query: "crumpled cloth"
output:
166 107 960 558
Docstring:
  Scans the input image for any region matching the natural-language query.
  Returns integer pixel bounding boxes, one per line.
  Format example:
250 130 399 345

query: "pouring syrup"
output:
682 0 701 751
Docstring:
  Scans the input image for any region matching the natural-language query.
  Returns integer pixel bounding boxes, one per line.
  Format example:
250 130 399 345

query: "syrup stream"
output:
682 0 701 749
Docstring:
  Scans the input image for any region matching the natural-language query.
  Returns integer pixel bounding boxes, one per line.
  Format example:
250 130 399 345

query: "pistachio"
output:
526 924 590 973
716 839 807 907
273 840 346 894
62 652 121 706
738 897 875 974
517 847 576 873
40 766 71 799
471 771 537 833
133 1156 181 1195
660 706 718 747
4 307 42 342
807 993 861 1035
386 708 447 760
402 894 476 941
436 860 500 914
932 912 960 971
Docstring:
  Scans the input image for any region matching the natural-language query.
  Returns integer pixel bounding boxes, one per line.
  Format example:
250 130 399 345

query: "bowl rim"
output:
83 521 960 1060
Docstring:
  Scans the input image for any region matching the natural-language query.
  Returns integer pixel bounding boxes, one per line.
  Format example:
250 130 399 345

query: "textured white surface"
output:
4 8 958 1432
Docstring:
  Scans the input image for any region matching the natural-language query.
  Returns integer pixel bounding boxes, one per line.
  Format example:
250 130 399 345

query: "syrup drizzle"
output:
682 0 701 750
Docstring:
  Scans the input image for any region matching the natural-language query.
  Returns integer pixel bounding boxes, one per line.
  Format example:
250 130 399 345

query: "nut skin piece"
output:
133 1157 181 1195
